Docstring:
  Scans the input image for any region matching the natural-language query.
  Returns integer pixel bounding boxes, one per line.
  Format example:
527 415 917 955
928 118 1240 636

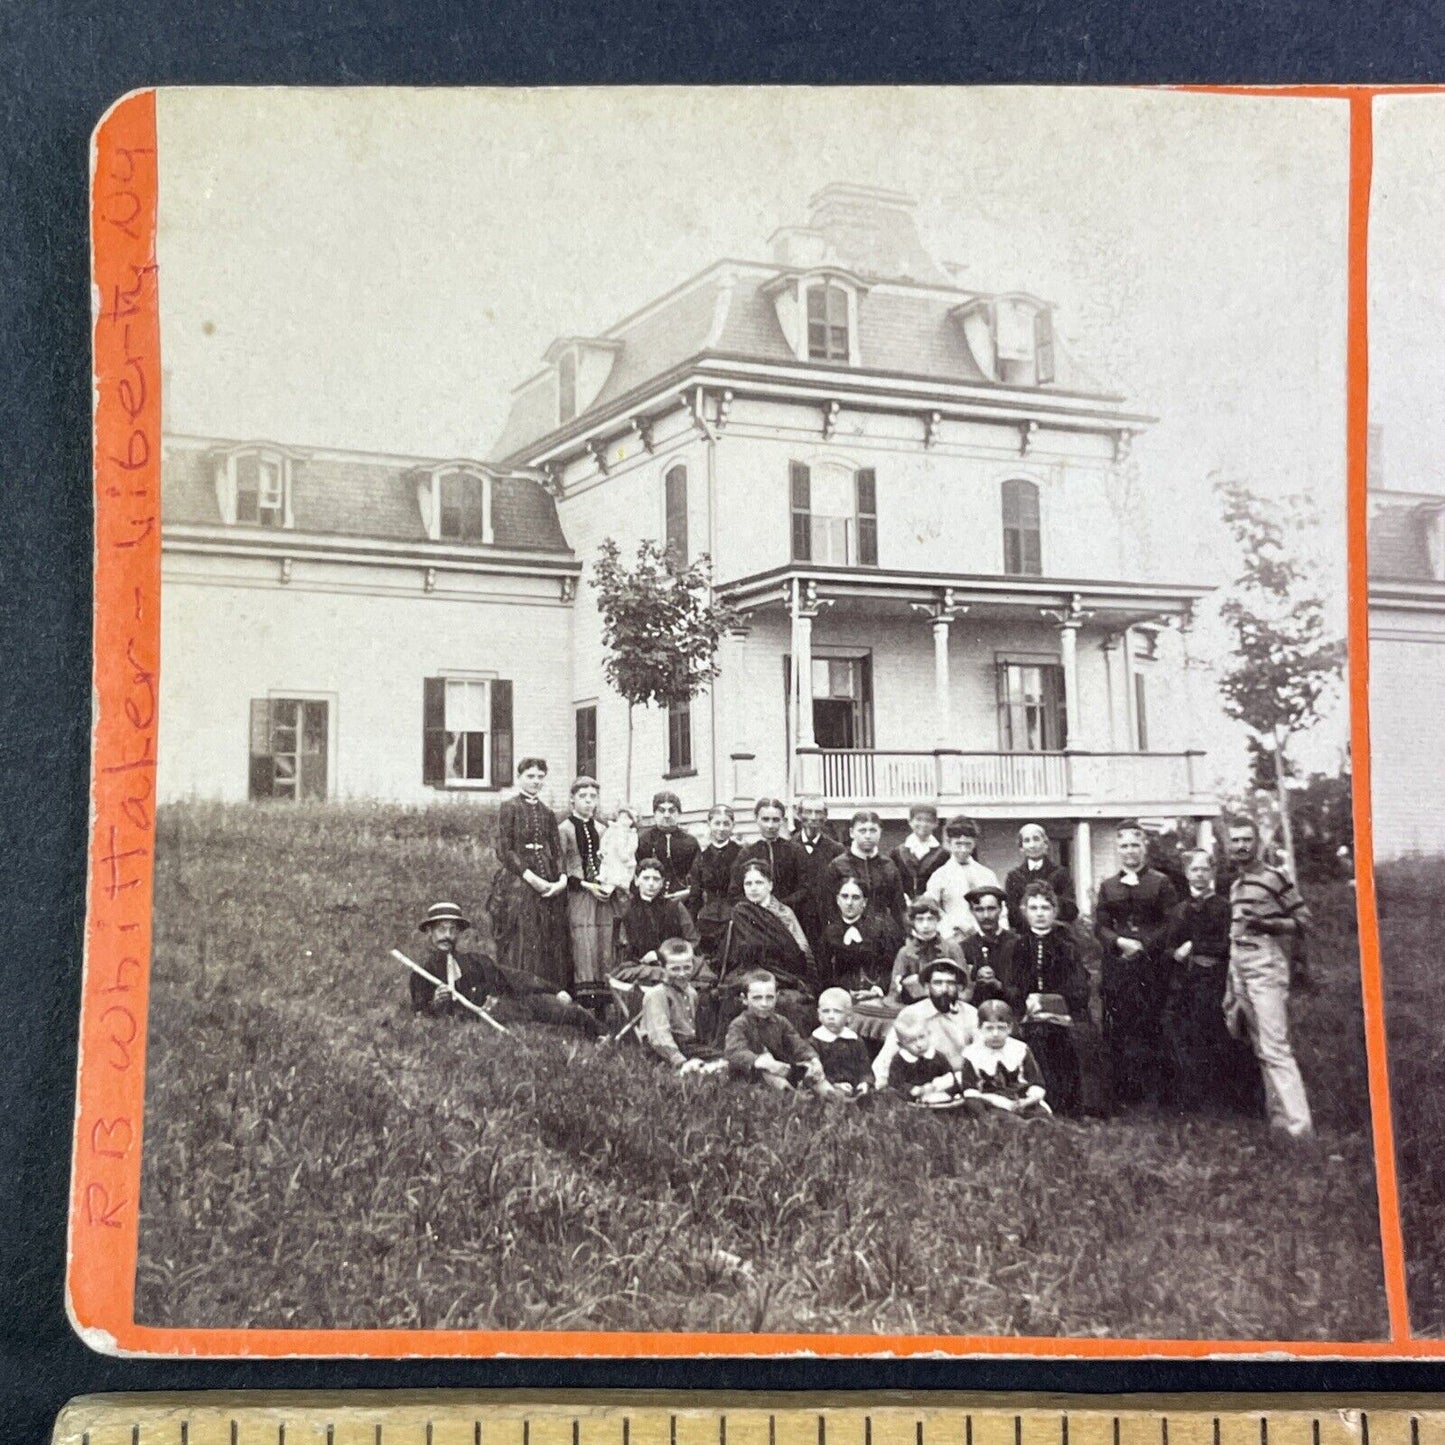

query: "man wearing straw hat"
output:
408 900 603 1037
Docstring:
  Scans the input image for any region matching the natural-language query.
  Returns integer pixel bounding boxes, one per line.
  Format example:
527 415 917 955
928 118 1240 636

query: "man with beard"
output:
1094 820 1179 1108
871 958 979 1090
962 884 1018 1006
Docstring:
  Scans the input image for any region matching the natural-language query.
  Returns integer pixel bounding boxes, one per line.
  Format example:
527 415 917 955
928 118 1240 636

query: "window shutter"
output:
423 677 446 786
248 698 274 799
790 461 812 562
491 679 514 787
1034 308 1056 384
854 467 878 566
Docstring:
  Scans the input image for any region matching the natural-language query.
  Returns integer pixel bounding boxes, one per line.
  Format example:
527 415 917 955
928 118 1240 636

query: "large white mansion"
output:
158 185 1224 910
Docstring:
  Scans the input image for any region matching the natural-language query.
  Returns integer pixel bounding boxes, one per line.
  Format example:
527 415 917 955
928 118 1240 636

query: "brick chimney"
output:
769 184 950 285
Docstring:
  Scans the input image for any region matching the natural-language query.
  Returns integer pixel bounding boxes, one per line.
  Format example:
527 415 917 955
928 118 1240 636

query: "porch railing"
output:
793 748 1207 809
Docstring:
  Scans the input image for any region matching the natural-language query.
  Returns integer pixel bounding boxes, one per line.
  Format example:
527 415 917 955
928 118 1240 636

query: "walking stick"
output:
391 949 515 1037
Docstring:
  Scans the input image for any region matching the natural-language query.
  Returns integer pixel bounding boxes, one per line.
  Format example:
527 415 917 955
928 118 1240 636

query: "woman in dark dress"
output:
1004 879 1095 1116
488 756 571 991
688 804 743 959
817 876 899 993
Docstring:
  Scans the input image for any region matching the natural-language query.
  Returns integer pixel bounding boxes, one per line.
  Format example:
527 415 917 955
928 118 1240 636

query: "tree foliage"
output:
1214 477 1346 746
590 538 741 711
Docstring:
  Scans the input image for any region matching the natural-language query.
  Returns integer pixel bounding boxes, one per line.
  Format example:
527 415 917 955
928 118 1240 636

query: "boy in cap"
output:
889 895 966 1004
411 900 603 1037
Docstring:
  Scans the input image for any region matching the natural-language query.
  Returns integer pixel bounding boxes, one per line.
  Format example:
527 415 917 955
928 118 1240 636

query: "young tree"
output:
1214 477 1347 875
590 538 742 802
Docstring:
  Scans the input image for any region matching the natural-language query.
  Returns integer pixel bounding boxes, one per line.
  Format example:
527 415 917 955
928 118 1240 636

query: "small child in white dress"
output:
597 805 639 895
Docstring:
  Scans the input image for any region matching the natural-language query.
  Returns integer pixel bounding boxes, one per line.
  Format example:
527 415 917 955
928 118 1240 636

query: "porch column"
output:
792 580 820 752
914 588 965 749
720 622 753 805
1060 619 1081 748
1101 634 1120 748
1073 818 1094 917
1177 603 1204 753
1196 817 1214 856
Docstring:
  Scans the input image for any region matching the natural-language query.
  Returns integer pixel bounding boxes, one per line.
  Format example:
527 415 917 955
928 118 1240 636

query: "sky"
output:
1371 95 1445 496
154 87 1355 781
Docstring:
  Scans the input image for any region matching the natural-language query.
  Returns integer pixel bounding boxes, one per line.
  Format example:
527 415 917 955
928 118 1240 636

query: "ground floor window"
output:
667 700 693 775
249 697 329 800
997 659 1068 751
423 675 513 789
575 701 598 779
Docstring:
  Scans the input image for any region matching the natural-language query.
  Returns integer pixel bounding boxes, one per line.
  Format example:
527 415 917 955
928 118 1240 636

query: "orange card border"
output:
68 83 1430 1360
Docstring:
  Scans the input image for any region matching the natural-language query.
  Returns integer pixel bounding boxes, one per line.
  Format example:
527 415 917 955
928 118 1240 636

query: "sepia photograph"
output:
107 86 1388 1348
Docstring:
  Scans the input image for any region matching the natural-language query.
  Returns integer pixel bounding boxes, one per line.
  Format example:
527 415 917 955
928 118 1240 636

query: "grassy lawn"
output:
135 802 1388 1340
1377 858 1445 1335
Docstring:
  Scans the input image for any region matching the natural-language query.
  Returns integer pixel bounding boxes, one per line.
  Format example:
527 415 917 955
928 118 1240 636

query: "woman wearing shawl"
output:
489 756 571 990
713 858 815 1039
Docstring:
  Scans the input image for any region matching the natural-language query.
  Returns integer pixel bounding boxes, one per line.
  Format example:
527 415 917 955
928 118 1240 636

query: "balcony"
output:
793 747 1209 813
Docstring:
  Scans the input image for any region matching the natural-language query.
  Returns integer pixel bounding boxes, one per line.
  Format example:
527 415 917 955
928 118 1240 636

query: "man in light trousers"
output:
1224 816 1314 1139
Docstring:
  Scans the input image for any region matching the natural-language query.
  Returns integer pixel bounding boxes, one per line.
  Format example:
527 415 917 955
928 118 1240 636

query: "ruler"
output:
48 1397 1445 1445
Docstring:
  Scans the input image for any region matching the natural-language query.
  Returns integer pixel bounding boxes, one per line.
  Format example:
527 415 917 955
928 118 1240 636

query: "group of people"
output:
411 755 1316 1138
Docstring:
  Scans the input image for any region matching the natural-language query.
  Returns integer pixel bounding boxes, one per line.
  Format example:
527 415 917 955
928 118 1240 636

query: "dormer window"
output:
765 269 866 367
415 463 495 544
215 445 294 529
807 281 850 361
237 452 285 526
546 337 621 426
954 294 1057 386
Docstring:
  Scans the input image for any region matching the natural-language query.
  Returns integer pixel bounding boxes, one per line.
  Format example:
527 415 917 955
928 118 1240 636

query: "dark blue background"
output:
5 4 1445 1441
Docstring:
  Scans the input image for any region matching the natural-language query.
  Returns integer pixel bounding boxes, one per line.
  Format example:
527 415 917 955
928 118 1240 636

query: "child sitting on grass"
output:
890 896 967 1004
724 970 833 1096
886 1014 961 1105
958 1000 1051 1118
811 986 872 1096
637 937 727 1075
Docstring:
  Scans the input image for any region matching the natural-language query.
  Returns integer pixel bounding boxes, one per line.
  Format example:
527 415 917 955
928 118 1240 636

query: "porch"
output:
793 745 1210 814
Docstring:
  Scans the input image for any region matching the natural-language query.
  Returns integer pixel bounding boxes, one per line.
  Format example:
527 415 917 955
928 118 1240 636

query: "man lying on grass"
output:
871 957 979 1090
723 969 834 1097
410 900 603 1038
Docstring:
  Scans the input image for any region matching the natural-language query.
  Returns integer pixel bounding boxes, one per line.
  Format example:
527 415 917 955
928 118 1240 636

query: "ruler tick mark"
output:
574 1420 581 1445
967 1416 974 1445
1214 1419 1221 1445
1114 1418 1121 1445
1163 1420 1169 1445
1313 1424 1320 1445
1062 1415 1069 1445
721 1420 726 1445
819 1416 827 1445
771 1417 777 1445
1363 1417 1370 1445
1261 1418 1268 1445
672 1415 679 1445
1015 1417 1021 1445
1413 1420 1421 1445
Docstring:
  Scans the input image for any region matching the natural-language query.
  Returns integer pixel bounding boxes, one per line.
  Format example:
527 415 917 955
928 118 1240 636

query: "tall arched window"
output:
664 463 688 560
1002 478 1042 576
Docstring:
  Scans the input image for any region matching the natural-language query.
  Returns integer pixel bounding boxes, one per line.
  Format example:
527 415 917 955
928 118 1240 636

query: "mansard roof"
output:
162 436 571 554
489 261 1116 465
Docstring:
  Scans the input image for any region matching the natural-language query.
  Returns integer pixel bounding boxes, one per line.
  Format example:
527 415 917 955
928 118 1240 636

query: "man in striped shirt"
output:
1226 816 1314 1138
